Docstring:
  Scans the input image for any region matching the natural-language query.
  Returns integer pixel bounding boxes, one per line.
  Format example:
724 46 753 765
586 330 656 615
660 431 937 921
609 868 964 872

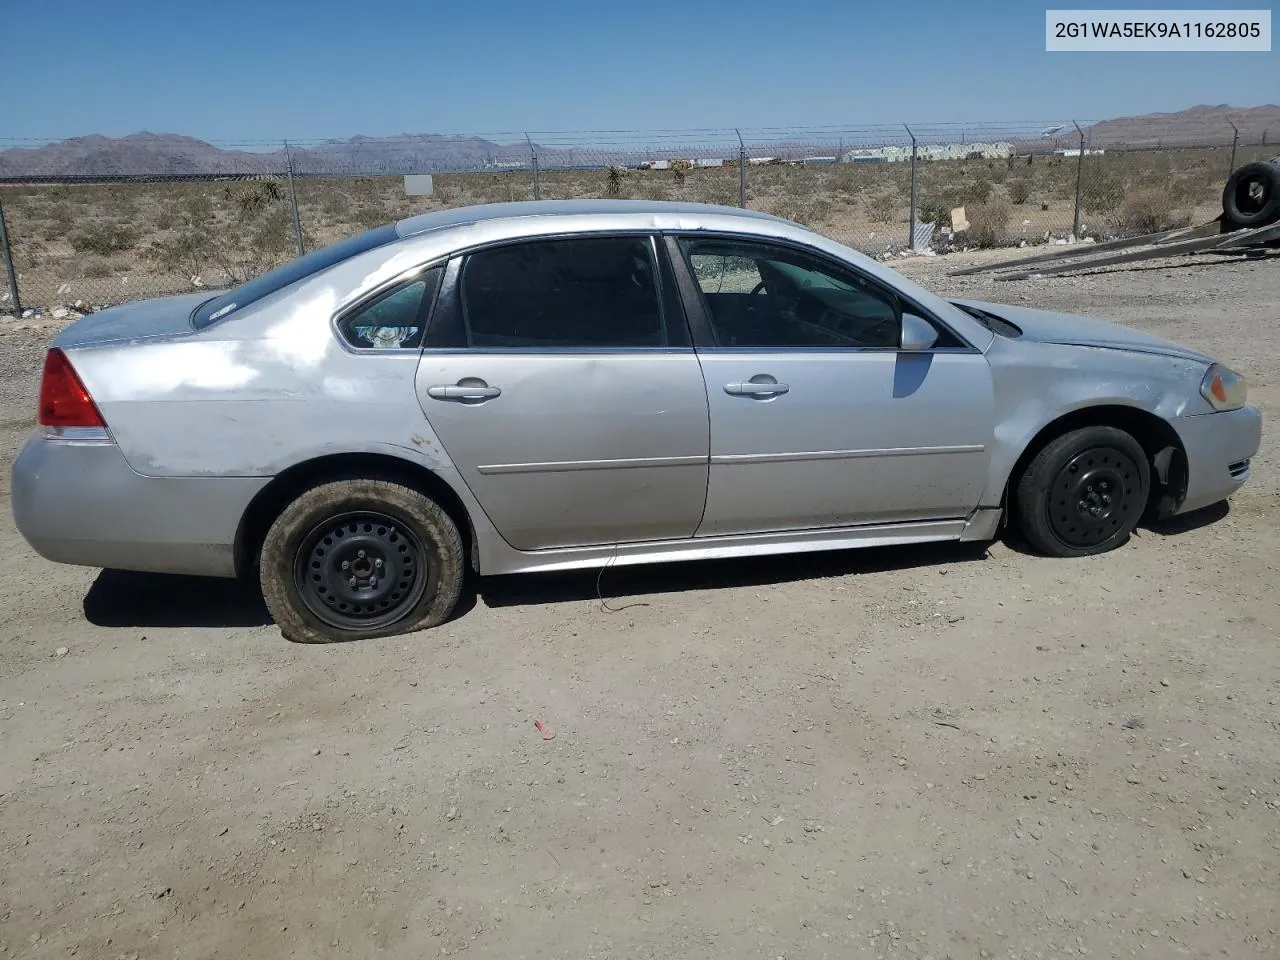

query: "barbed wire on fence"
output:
1 119 1274 313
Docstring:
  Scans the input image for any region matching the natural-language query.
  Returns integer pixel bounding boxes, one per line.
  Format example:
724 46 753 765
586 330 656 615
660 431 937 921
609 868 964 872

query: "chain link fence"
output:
1 120 1274 314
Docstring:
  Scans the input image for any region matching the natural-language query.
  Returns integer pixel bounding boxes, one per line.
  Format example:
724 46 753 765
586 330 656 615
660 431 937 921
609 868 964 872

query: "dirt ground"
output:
1 246 1278 960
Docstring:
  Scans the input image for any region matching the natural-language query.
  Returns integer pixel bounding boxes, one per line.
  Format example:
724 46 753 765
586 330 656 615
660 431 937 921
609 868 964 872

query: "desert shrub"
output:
866 193 900 224
14 236 46 269
320 189 351 218
184 192 214 223
354 204 390 231
636 179 671 202
69 222 137 255
770 195 831 227
964 199 1011 247
1080 171 1124 214
697 180 741 208
960 175 993 206
144 201 297 287
916 199 949 227
1168 173 1216 207
78 256 114 278
1008 179 1031 205
225 180 283 217
46 201 75 236
1119 188 1190 234
605 166 625 198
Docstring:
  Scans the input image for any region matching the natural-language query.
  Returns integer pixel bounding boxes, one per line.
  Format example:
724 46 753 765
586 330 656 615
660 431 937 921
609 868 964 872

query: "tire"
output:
259 478 465 643
1221 160 1280 229
1014 426 1151 558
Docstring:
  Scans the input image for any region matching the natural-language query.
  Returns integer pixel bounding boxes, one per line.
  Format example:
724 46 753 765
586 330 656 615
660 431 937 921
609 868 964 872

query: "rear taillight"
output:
38 348 106 429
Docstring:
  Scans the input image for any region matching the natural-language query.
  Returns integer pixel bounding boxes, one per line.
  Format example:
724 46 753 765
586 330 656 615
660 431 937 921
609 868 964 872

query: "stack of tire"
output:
1221 156 1280 230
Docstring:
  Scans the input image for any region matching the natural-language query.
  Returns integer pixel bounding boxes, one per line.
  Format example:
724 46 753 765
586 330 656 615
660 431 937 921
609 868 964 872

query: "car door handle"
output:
427 384 502 401
724 381 789 397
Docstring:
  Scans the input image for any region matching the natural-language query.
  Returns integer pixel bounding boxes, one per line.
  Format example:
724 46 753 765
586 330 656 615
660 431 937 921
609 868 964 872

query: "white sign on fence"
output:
404 175 434 196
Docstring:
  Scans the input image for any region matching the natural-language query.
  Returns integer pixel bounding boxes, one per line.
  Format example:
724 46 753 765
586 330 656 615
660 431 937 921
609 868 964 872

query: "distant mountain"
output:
0 132 279 178
0 131 547 179
1085 103 1280 147
2 105 1276 179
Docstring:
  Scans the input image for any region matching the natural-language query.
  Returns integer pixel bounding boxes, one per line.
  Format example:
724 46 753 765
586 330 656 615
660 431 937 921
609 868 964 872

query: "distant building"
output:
841 146 910 163
839 141 1014 163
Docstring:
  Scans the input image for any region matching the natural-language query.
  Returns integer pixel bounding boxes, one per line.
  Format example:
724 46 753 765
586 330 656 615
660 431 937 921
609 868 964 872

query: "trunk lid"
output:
51 292 215 350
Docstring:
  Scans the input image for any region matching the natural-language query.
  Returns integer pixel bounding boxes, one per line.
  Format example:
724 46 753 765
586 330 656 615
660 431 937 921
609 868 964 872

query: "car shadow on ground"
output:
79 502 1226 630
79 541 992 629
83 571 273 628
1145 498 1230 536
475 540 991 609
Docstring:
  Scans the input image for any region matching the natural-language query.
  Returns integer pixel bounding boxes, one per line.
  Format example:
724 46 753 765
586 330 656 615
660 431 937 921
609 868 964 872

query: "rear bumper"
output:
1170 405 1262 515
10 433 268 578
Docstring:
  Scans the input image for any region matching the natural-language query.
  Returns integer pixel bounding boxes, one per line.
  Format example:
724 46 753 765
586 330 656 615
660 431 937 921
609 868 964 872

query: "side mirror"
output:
900 312 939 351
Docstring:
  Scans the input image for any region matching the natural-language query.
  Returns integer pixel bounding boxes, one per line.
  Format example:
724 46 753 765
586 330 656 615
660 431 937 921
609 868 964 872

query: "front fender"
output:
981 340 1209 505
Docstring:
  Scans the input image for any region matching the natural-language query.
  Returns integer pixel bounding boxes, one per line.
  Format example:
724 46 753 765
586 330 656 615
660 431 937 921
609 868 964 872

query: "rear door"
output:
414 234 710 552
668 234 995 537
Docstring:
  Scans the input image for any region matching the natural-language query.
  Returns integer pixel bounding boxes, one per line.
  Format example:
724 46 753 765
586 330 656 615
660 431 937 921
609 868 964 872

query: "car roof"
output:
394 199 794 239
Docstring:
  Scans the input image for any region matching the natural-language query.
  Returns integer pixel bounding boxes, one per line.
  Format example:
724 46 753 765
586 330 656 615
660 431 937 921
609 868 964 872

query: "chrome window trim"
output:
404 347 697 356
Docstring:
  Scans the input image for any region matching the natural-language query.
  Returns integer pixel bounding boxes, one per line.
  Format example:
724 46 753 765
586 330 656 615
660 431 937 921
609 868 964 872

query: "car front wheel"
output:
259 478 465 643
1015 425 1151 558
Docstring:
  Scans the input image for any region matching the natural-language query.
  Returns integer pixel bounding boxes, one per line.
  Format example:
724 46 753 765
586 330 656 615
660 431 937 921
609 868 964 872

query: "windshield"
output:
190 224 400 329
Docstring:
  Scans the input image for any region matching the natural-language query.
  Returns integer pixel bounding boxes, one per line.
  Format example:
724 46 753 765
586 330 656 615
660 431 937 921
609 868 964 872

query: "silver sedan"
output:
10 200 1262 642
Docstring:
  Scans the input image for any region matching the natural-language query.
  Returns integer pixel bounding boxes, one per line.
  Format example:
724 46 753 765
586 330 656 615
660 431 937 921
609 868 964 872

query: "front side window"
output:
459 236 665 348
679 238 903 349
338 266 440 349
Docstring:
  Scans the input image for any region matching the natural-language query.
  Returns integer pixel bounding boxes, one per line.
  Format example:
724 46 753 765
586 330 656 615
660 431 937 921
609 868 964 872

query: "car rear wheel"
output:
1015 426 1151 558
259 478 465 643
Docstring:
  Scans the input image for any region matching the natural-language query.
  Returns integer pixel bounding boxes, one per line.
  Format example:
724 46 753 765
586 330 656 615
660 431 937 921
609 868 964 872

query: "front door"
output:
670 235 995 538
415 234 710 551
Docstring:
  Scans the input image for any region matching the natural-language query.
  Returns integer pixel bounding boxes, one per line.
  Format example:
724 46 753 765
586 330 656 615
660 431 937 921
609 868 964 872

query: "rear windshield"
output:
190 224 400 329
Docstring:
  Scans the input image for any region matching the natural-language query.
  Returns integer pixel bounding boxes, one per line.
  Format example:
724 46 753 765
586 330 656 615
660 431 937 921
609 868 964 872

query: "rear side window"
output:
459 237 666 348
337 266 441 350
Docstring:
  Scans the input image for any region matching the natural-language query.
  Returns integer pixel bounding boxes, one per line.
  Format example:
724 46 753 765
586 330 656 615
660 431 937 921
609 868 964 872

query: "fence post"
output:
1228 119 1240 175
0 195 20 315
283 141 305 257
904 125 918 250
525 133 540 200
735 128 747 208
1071 120 1084 240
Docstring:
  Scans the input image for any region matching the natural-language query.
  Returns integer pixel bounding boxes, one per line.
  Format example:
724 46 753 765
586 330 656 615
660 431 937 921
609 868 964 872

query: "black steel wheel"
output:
294 511 428 631
259 478 465 643
1015 426 1151 557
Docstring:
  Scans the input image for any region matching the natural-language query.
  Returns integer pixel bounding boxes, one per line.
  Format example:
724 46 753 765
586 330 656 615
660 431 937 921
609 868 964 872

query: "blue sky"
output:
2 0 1275 141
